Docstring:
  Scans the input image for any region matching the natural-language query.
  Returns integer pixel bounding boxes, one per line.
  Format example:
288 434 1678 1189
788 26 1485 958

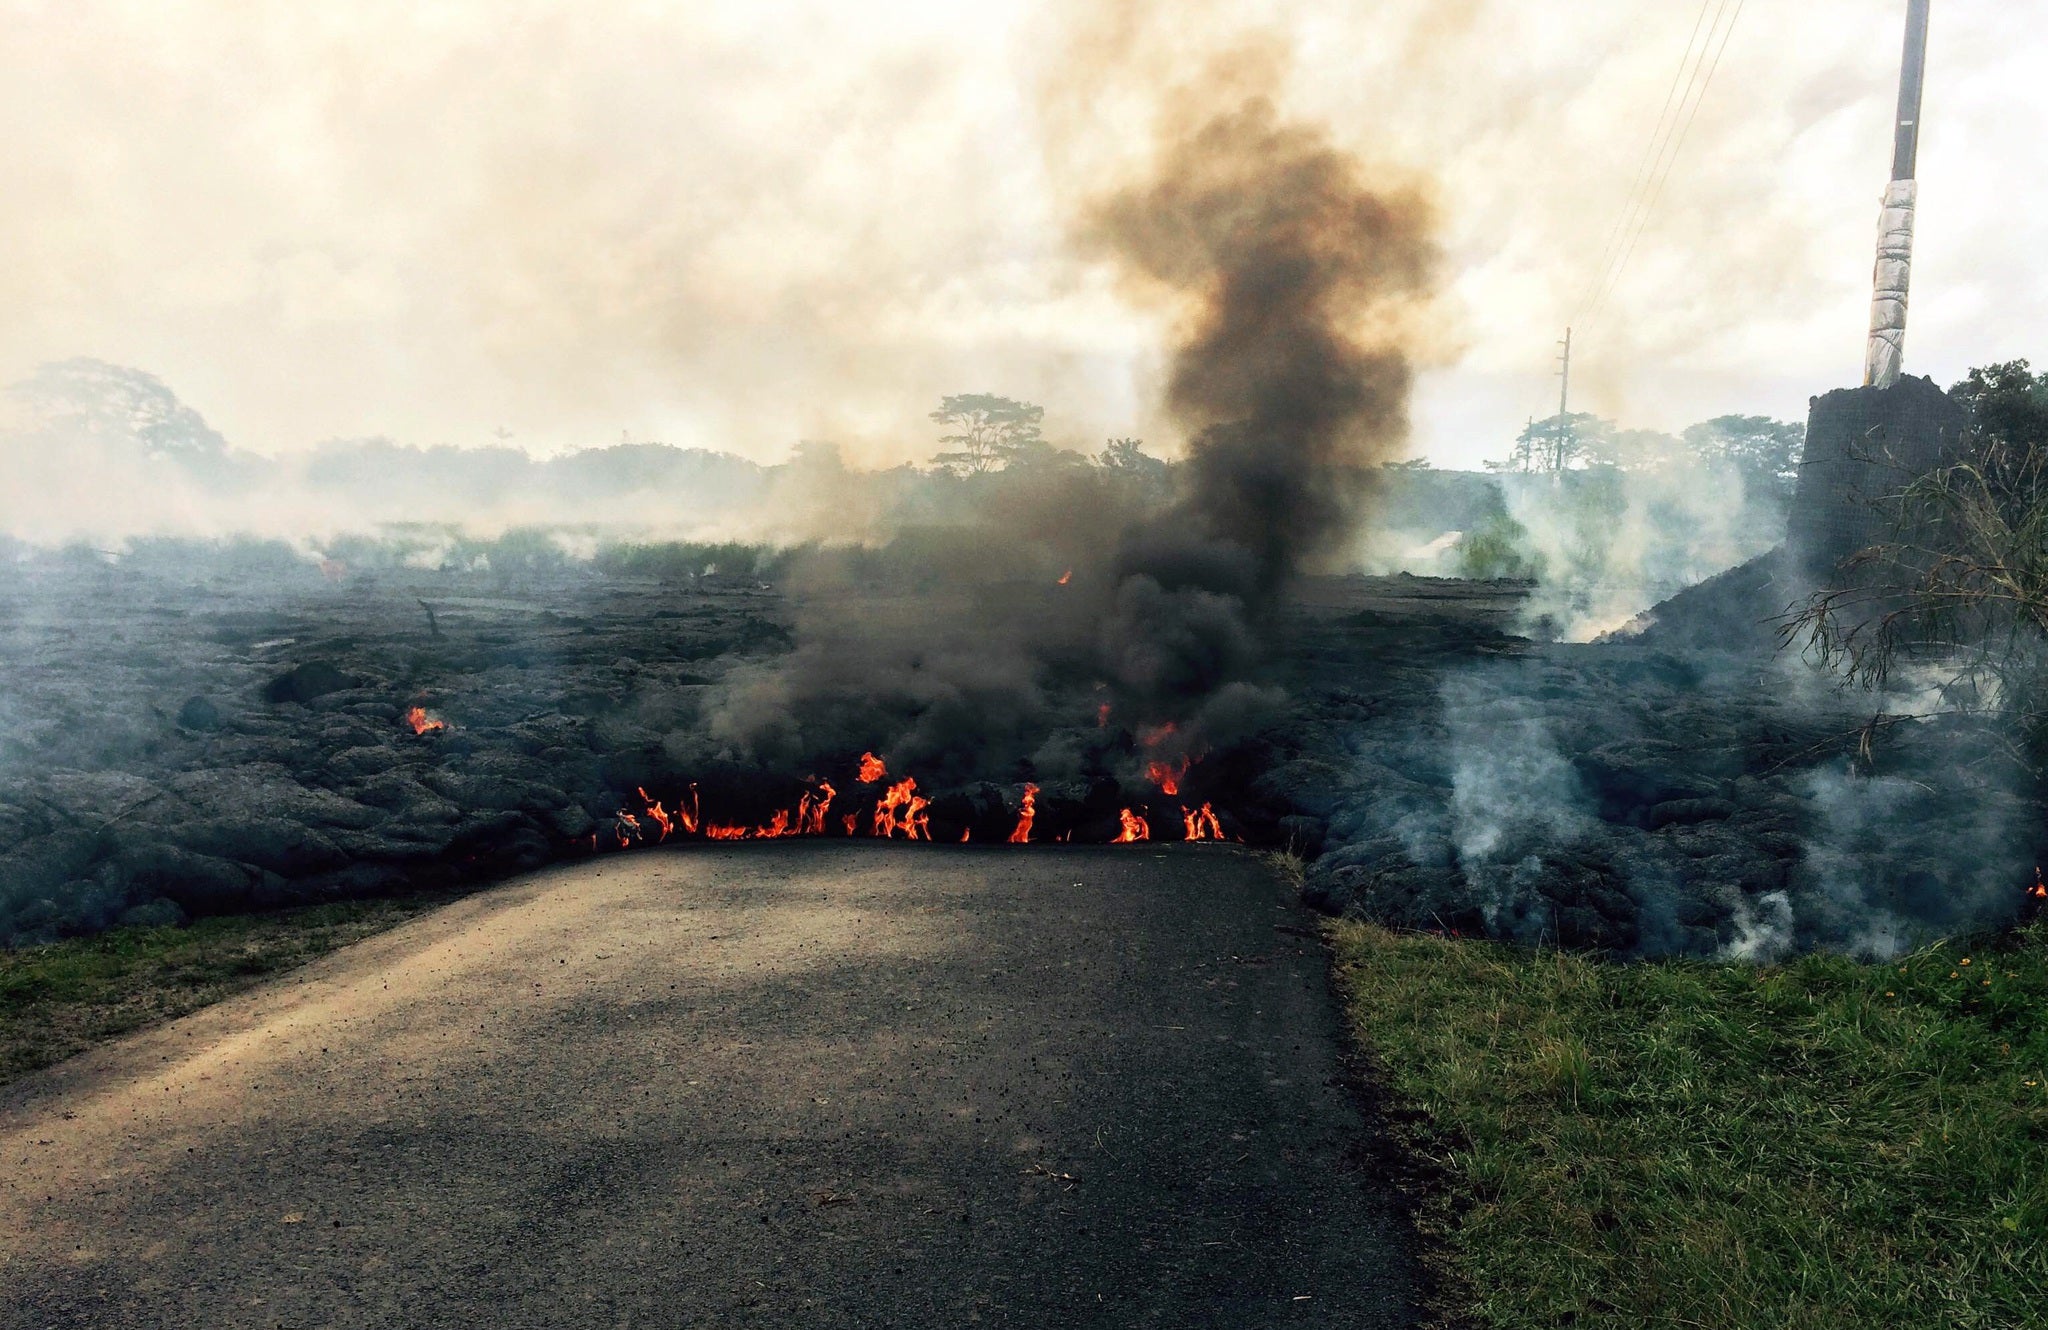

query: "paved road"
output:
1 845 1419 1328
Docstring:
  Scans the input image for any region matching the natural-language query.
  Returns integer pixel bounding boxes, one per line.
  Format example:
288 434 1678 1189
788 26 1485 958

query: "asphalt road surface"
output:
1 845 1420 1328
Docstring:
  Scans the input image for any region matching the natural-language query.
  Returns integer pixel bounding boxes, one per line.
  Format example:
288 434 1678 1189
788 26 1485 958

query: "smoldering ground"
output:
1296 629 2040 961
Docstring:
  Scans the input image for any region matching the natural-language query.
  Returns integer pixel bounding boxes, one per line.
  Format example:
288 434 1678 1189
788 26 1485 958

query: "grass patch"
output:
1331 920 2048 1329
1 893 456 1088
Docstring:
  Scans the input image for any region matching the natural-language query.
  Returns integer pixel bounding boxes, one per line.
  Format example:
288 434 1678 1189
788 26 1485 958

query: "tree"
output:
1489 412 1611 473
928 394 1046 476
1785 361 2048 764
1097 436 1169 476
1682 415 1804 501
8 358 228 461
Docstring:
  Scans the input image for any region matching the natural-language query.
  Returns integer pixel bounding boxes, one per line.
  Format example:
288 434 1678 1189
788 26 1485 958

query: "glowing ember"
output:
857 752 887 783
1183 803 1223 841
404 706 448 735
1097 703 1112 728
1008 783 1039 843
1113 808 1149 843
960 827 971 843
1057 569 1073 585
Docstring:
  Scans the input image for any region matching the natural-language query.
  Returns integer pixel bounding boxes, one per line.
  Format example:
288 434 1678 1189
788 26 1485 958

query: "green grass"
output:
1331 920 2048 1330
1 894 454 1088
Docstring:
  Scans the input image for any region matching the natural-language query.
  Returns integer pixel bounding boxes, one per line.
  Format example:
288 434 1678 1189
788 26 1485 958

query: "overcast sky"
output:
1 0 2042 471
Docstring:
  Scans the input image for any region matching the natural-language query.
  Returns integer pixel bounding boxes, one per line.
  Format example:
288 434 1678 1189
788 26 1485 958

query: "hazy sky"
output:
1 0 2042 471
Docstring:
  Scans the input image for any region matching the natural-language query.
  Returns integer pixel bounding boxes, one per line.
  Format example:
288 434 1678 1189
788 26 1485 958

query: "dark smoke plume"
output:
703 65 1439 800
1089 95 1437 593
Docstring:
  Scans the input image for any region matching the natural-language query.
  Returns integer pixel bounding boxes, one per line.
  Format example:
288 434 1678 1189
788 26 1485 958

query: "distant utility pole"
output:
1552 327 1574 472
1865 0 1932 388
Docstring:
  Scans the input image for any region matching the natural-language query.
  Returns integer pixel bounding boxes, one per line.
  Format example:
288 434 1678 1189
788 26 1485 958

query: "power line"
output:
1583 0 1747 324
1571 0 1717 328
1511 3 1747 470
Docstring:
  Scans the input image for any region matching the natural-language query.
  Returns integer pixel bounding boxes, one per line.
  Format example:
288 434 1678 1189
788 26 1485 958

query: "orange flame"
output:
637 787 674 841
1113 808 1149 843
404 706 447 735
1008 784 1039 844
1138 721 1197 795
842 813 859 836
1057 569 1073 585
797 781 835 836
614 811 641 848
705 824 749 840
2033 867 2047 900
959 827 971 843
1183 803 1223 841
1097 703 1112 728
857 752 887 783
873 777 929 840
1147 758 1190 797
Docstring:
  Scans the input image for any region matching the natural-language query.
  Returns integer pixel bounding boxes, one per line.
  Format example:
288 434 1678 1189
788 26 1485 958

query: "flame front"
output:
590 755 1232 853
1008 784 1039 843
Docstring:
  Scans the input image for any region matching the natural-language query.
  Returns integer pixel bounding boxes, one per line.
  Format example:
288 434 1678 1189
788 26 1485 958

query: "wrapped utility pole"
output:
1864 0 1931 389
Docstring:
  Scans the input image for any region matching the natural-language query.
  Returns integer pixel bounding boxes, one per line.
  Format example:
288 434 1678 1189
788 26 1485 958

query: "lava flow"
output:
587 748 1236 856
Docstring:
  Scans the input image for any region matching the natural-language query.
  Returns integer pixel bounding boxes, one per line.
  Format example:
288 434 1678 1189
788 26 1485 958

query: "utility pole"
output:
1552 327 1573 472
1865 0 1931 388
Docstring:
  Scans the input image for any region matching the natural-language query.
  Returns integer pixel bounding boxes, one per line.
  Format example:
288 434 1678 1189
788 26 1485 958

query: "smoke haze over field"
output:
0 0 2041 478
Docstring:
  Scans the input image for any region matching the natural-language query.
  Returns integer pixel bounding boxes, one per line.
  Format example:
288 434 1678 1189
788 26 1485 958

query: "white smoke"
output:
1504 457 1784 641
1445 674 1592 863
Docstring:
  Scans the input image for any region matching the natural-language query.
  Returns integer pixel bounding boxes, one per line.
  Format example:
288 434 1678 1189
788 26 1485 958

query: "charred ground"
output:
4 543 2036 956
